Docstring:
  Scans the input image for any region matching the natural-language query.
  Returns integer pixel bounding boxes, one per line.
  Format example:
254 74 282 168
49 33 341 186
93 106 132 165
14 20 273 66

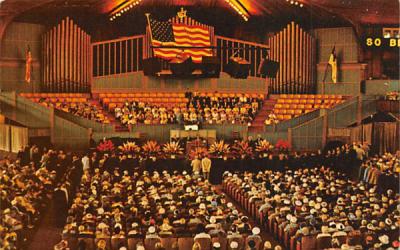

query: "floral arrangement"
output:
142 140 161 156
118 141 141 153
386 91 399 101
163 141 184 157
208 140 230 157
188 147 208 160
275 139 291 151
255 139 274 154
232 140 253 158
97 140 115 152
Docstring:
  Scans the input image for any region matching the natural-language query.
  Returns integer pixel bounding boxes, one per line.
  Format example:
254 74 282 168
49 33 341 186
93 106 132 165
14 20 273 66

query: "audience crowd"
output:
1 139 397 250
359 152 399 193
57 168 269 250
0 151 57 249
114 102 177 126
187 92 262 126
264 114 279 126
38 98 110 124
113 93 263 126
223 167 400 250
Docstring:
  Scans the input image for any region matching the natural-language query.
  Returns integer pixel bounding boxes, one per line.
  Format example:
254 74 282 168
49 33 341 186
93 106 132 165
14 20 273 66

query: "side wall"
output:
0 22 45 92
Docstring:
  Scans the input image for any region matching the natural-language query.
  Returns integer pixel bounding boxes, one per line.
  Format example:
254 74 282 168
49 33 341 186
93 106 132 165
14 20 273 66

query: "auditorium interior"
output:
0 0 399 250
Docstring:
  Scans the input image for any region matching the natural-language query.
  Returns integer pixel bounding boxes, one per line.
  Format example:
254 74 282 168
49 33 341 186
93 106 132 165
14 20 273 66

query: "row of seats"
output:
60 235 261 250
98 93 186 98
20 93 88 98
108 102 187 110
26 97 87 103
196 93 264 99
102 97 189 104
99 92 263 99
274 103 341 110
276 99 343 104
275 114 294 120
279 94 342 99
272 95 345 121
274 109 304 116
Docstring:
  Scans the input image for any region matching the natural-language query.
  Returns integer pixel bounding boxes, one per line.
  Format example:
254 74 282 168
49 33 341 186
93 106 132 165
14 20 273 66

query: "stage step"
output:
249 99 277 132
88 98 127 132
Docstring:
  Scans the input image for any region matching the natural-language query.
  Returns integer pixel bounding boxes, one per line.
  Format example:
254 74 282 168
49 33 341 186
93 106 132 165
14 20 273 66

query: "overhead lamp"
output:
224 0 250 21
288 0 304 8
109 0 143 21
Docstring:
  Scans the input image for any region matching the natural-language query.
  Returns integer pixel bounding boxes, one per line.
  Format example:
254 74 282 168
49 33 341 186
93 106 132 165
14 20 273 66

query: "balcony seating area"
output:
19 93 111 124
98 92 189 111
20 92 89 103
272 94 345 121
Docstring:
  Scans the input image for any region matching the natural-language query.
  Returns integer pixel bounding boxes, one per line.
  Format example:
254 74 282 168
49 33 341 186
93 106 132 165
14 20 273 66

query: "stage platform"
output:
91 71 267 94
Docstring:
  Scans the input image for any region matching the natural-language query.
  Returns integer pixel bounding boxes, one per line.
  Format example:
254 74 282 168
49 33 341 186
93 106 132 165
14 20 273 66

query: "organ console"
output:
226 53 250 79
169 53 195 76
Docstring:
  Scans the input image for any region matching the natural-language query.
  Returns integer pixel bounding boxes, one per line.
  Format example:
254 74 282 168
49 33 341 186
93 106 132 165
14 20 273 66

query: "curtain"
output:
328 128 350 137
11 126 28 153
362 123 372 145
350 126 362 143
374 122 398 154
0 124 10 151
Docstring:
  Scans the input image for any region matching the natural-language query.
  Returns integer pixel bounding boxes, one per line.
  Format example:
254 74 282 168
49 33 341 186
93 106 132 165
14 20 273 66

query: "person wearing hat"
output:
229 241 240 250
212 242 221 250
246 227 262 250
144 226 161 249
194 224 212 250
227 225 244 250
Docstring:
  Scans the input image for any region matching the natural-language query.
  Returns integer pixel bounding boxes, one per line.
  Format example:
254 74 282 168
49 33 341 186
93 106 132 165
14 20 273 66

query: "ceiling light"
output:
109 0 143 21
225 0 250 21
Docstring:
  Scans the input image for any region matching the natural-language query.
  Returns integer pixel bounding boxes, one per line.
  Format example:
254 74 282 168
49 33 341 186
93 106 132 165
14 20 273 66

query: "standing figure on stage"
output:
201 155 212 180
191 156 201 175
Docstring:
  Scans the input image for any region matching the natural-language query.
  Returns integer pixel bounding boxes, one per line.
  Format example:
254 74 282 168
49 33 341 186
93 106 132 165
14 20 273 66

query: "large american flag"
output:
149 17 213 63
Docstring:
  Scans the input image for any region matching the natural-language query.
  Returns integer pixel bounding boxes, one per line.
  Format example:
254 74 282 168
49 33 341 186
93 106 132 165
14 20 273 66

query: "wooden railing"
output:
215 35 269 78
92 35 145 78
90 22 315 88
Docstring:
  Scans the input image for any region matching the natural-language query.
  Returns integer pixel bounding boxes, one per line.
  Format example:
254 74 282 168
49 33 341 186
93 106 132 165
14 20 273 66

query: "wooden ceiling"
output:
0 0 398 31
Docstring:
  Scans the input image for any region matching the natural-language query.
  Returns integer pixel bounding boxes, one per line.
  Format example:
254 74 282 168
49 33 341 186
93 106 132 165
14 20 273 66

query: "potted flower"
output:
255 139 274 158
188 147 208 160
142 140 161 161
97 139 115 153
275 139 291 152
208 140 230 158
163 141 183 159
232 140 253 159
118 141 141 154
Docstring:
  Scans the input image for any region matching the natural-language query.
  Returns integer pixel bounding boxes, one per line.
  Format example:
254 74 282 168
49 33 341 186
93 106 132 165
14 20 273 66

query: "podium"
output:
226 57 250 79
170 129 216 144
